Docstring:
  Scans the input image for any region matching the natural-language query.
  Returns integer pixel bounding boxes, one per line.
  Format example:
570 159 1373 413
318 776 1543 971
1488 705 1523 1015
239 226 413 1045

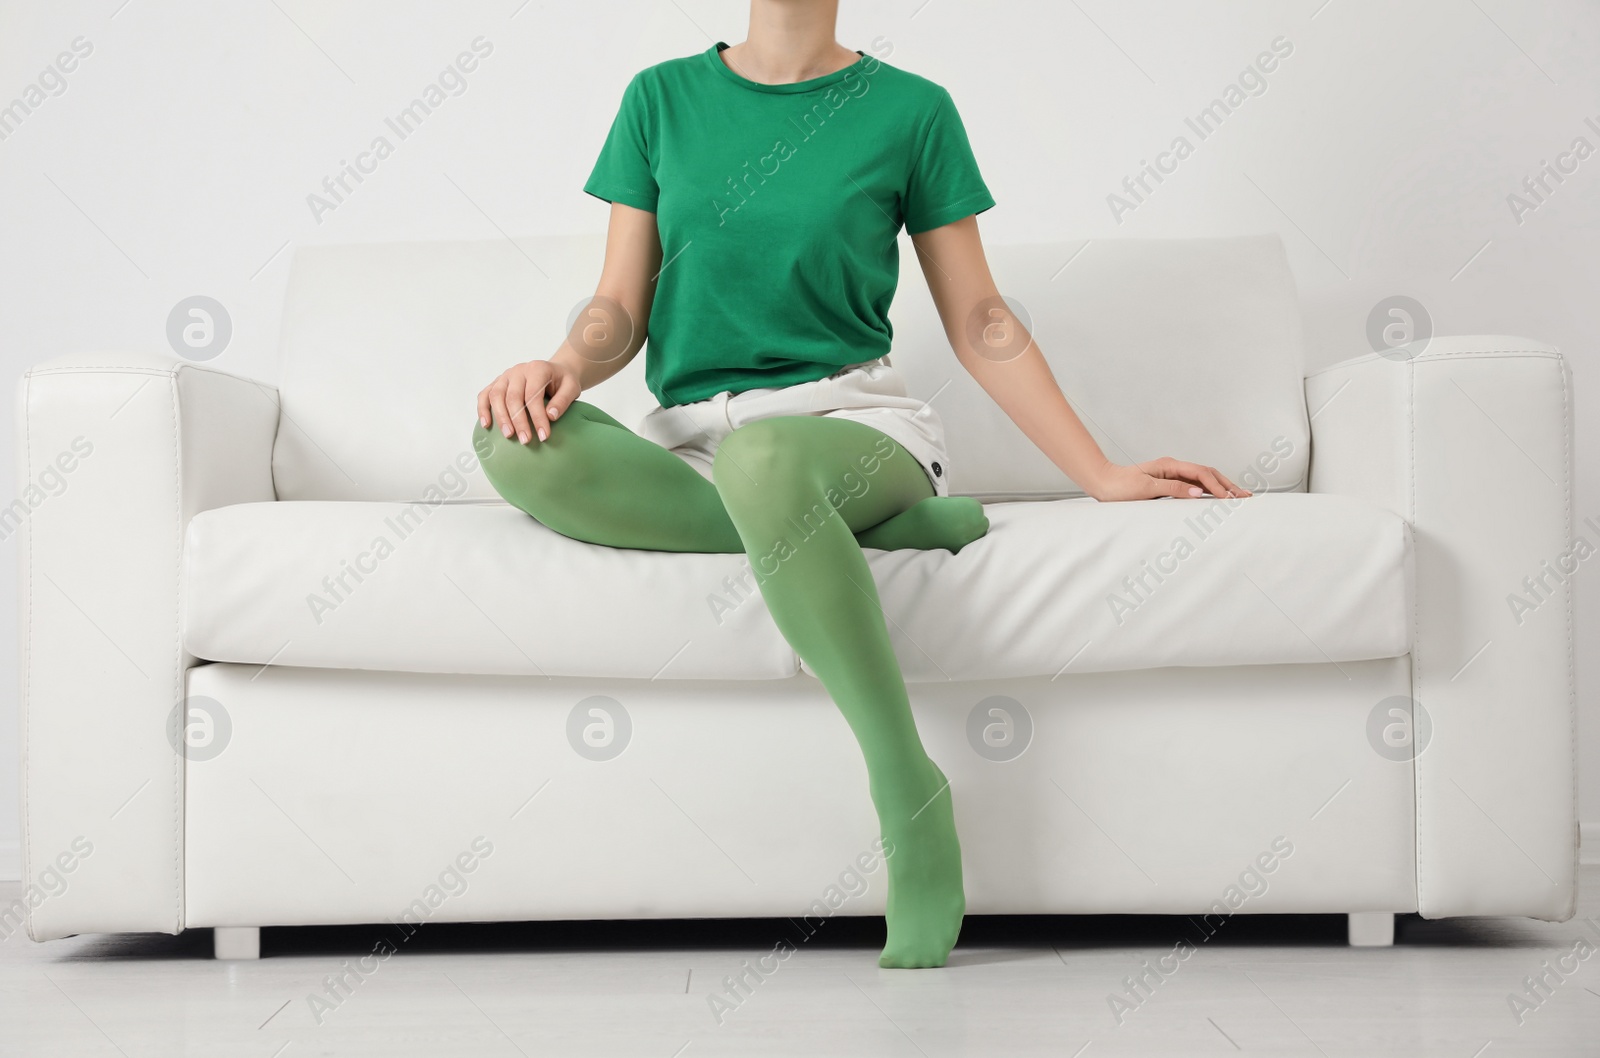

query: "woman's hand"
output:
1087 457 1252 502
478 358 582 444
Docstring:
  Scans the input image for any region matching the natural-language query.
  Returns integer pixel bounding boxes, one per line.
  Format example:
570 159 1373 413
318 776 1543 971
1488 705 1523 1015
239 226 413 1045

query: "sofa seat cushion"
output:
182 494 1410 682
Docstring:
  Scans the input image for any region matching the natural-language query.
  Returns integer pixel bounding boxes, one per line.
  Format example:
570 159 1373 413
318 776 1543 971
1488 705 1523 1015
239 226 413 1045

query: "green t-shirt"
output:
584 41 995 408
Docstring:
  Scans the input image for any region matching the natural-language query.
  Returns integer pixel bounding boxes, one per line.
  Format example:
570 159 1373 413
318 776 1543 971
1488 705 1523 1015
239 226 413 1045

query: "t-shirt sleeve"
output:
583 71 659 213
902 88 995 235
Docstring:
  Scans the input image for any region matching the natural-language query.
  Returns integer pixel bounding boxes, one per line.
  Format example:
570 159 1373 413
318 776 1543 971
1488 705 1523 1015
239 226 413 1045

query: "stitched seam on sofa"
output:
1411 350 1560 360
1303 349 1561 379
30 365 282 395
19 372 35 939
27 367 179 378
167 373 183 934
1408 353 1424 915
175 361 281 397
1559 354 1578 915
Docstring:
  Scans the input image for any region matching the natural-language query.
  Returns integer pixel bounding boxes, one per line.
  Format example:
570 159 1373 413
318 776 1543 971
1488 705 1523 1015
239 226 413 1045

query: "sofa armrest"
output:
14 351 278 940
1306 335 1575 920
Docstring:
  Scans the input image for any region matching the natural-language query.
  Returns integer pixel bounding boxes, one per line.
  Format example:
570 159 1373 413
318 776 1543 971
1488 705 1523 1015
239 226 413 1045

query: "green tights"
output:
473 400 989 967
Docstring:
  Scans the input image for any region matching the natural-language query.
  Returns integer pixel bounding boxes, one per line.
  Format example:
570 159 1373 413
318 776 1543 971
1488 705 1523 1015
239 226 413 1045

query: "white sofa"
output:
14 233 1577 959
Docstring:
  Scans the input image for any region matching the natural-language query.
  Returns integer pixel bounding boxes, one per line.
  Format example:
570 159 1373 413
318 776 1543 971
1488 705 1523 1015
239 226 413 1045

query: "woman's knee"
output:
712 418 811 497
471 417 594 507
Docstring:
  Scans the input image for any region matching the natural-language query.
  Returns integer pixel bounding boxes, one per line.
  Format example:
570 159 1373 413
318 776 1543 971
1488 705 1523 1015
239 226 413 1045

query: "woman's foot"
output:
855 496 989 554
875 759 965 968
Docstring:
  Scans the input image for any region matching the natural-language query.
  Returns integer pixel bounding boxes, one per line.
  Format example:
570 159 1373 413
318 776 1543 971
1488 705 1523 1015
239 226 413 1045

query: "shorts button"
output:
931 461 943 477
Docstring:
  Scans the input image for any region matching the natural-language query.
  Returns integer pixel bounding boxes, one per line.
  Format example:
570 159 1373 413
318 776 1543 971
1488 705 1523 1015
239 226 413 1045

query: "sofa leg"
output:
214 926 261 960
1347 912 1394 947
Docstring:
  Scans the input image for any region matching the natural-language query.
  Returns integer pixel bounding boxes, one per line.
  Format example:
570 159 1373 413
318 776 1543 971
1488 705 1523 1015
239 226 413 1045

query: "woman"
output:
474 0 1250 969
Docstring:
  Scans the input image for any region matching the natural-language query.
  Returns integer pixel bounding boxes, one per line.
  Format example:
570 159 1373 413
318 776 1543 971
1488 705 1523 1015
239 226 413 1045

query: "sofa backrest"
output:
274 236 646 502
888 233 1309 499
272 234 1308 502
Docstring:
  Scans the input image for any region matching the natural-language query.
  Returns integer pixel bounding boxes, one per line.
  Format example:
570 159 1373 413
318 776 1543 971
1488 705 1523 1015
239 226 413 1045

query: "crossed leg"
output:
474 401 981 966
473 401 987 555
709 415 967 967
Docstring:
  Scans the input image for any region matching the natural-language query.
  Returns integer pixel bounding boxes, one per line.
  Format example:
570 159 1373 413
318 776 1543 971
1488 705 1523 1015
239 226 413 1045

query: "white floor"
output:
2 871 1598 1057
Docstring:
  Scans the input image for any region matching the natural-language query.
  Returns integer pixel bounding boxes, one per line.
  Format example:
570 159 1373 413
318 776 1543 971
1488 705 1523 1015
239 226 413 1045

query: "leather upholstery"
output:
16 352 278 940
182 493 1411 680
183 659 1416 926
272 236 655 503
1307 337 1577 920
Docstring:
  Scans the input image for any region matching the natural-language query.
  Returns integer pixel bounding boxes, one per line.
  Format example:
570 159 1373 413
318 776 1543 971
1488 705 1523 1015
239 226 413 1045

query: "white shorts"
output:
635 359 952 498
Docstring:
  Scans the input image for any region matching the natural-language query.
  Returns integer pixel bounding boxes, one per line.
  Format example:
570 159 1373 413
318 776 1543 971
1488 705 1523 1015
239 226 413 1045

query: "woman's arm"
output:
909 216 1248 501
478 202 661 444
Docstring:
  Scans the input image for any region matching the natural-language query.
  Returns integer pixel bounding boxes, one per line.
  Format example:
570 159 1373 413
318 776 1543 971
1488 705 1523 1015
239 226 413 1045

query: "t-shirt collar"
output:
705 41 868 94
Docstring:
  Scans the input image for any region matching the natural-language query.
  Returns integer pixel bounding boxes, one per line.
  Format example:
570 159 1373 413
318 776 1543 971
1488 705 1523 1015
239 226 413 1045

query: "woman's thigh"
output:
711 414 936 532
473 400 744 553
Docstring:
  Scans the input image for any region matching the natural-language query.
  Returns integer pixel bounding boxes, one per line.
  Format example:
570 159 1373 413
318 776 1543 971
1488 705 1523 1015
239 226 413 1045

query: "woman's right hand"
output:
478 358 582 444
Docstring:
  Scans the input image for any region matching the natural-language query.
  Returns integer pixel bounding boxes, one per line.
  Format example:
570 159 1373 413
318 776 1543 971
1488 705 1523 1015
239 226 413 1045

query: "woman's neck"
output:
722 0 855 85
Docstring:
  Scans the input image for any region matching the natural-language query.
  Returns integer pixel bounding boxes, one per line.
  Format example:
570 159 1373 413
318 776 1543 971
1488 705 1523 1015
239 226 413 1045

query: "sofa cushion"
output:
183 493 1409 681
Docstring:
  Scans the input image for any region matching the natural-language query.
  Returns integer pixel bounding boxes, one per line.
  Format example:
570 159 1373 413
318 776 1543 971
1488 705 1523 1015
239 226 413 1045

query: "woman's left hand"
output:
1087 458 1252 503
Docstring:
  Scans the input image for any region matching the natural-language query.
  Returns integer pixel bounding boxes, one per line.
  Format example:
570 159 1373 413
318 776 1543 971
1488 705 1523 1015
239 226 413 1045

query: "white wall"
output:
0 0 1594 876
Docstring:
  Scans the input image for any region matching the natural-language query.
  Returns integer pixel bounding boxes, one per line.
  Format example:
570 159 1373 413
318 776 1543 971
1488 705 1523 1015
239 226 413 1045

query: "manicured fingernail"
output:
1189 486 1204 497
518 431 529 443
537 427 548 442
480 415 488 427
549 407 560 419
501 423 512 437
